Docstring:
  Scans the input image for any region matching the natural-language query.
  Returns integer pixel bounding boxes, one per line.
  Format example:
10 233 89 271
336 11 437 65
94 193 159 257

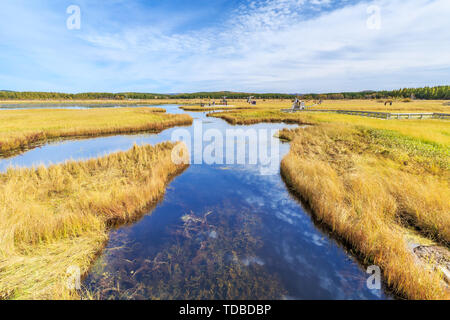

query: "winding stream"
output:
0 105 390 300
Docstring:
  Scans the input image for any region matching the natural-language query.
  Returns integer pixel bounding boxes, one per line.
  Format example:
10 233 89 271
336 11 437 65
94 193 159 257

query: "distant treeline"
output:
0 86 448 100
0 91 295 100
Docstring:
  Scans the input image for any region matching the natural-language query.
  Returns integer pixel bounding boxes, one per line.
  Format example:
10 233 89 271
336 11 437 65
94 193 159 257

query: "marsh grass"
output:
0 142 189 300
281 125 449 299
196 99 449 113
0 99 217 107
180 106 254 112
3 98 447 114
210 109 450 146
212 108 449 299
208 109 314 125
308 99 450 113
0 108 192 155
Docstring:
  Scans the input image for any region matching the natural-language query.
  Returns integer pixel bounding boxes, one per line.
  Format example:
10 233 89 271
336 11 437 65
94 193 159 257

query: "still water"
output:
0 105 389 299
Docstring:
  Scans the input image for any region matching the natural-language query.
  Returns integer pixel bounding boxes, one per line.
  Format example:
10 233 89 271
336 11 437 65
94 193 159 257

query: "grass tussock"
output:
279 124 449 299
0 142 189 300
0 108 192 155
212 108 449 299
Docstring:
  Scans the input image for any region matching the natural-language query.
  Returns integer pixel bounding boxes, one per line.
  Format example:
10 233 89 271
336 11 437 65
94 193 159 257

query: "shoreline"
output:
0 142 190 300
0 108 193 156
209 109 450 299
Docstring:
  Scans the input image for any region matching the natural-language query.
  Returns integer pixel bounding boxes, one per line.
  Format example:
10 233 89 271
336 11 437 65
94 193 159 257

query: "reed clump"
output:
279 123 449 299
212 108 449 299
0 142 189 300
0 108 192 155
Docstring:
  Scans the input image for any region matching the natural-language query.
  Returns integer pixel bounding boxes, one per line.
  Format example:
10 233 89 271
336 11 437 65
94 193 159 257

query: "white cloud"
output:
0 0 449 92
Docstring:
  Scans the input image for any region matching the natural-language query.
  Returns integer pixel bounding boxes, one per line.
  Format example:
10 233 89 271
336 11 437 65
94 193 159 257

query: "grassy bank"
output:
209 109 450 147
180 105 254 112
305 99 449 113
211 109 450 299
0 108 192 156
208 109 314 125
0 142 189 300
188 99 449 113
2 98 447 112
0 99 210 107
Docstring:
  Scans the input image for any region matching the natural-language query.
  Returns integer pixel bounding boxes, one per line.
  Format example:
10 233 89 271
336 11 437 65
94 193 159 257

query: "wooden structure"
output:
298 110 450 120
247 96 257 105
283 99 321 113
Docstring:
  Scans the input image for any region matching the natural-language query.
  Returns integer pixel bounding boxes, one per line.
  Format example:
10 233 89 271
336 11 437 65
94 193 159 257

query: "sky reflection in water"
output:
0 105 389 300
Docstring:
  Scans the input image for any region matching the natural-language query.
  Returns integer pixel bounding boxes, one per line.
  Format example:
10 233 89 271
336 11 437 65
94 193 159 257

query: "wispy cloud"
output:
0 0 449 93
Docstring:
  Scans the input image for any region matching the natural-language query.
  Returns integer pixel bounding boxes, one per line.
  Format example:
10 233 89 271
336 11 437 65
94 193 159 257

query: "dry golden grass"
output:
0 108 192 155
209 109 312 125
302 113 450 147
179 99 292 111
0 99 210 106
280 124 449 299
183 99 449 113
3 98 447 112
180 105 254 112
0 142 189 300
211 107 450 299
209 109 450 147
309 99 450 113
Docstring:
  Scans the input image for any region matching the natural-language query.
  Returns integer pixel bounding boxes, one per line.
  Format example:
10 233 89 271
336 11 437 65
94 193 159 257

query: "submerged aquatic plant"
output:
208 106 449 299
84 206 286 300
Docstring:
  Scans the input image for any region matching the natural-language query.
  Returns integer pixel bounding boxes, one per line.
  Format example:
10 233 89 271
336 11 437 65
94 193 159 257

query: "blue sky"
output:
0 0 449 93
